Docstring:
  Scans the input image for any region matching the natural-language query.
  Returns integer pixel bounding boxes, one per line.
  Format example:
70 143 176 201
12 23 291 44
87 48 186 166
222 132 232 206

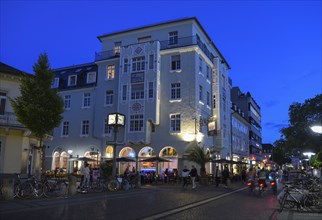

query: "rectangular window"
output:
149 54 154 70
81 120 89 136
131 83 144 100
105 90 114 105
52 78 59 88
171 55 181 71
171 83 181 100
138 36 151 43
83 93 91 108
106 65 115 80
124 58 128 73
64 95 71 109
68 75 77 86
122 85 127 101
170 114 180 132
114 41 121 55
87 72 96 84
206 66 210 79
0 92 7 115
132 56 145 72
169 31 178 45
148 82 154 99
130 115 144 132
104 118 113 134
62 121 69 136
199 85 203 101
199 57 203 73
207 91 210 106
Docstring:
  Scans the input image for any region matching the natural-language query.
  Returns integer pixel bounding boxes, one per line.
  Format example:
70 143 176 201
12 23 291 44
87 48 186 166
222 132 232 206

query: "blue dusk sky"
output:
1 0 321 144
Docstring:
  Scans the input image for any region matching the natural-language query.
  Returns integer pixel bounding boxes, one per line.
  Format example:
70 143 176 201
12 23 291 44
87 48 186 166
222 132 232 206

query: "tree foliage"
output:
183 145 210 176
272 139 292 166
10 52 64 173
281 94 322 153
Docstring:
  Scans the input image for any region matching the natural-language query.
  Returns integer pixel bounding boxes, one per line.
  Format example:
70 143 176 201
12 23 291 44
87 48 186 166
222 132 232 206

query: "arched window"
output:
119 147 135 157
106 145 113 158
53 152 60 170
160 146 178 157
61 152 68 169
139 147 156 157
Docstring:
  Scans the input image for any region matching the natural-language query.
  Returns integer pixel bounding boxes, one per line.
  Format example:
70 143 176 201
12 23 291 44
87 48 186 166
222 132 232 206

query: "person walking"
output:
222 165 230 188
215 166 221 187
189 165 198 189
182 165 190 188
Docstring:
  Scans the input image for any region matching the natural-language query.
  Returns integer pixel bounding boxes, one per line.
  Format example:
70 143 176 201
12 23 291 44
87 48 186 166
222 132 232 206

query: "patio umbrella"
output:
116 157 135 162
72 157 97 162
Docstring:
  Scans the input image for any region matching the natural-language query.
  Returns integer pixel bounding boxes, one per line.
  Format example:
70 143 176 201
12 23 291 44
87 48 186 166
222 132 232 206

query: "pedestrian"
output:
189 165 198 189
164 168 169 183
182 165 190 188
241 168 246 183
215 166 221 187
222 165 230 188
82 162 90 188
79 162 86 188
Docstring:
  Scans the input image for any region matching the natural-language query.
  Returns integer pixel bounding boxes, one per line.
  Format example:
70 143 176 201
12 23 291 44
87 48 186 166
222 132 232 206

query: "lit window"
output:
138 36 151 43
114 41 121 55
106 65 115 80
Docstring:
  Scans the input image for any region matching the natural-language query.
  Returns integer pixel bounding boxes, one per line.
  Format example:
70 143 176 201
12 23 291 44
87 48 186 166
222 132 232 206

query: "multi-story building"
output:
231 87 262 167
0 62 41 175
46 17 231 175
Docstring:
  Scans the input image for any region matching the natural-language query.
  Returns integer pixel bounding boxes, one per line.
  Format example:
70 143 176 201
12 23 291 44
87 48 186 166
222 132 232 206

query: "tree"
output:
272 139 292 166
183 145 210 176
10 52 64 175
281 94 322 153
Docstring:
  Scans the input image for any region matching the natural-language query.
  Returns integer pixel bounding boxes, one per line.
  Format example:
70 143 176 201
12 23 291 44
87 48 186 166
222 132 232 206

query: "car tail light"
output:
270 182 276 186
259 183 264 187
247 182 252 186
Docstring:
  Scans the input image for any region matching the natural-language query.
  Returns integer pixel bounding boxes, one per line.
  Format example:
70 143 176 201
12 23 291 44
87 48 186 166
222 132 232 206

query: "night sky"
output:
1 0 321 144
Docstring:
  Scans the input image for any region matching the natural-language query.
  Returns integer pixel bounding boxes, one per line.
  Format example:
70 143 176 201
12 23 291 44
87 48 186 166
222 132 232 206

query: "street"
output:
0 181 321 220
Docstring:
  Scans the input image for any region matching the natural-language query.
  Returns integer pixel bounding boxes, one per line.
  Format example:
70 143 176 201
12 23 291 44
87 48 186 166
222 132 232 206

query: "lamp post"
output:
107 112 125 177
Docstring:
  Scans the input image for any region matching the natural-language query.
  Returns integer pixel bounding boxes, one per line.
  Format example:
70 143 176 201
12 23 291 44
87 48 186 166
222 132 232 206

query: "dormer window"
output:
52 77 59 88
68 75 77 86
87 72 96 84
169 31 178 45
114 41 121 55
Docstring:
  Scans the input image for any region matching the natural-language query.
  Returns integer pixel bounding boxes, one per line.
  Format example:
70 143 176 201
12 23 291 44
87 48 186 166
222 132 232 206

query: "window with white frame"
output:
171 55 181 71
106 65 115 80
81 120 89 136
64 95 71 109
87 72 96 84
122 85 127 101
131 83 144 100
207 91 210 106
149 54 154 70
169 31 178 45
170 113 181 132
130 114 144 132
83 93 91 108
62 121 69 136
104 118 113 135
124 58 128 73
206 66 210 79
114 41 121 55
148 82 154 99
132 56 145 72
170 83 181 100
199 85 203 102
68 75 77 86
52 77 59 88
105 90 113 105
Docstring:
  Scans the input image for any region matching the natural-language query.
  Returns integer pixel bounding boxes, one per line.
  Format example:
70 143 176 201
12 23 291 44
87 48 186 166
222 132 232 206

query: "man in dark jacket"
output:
222 166 230 188
189 165 198 189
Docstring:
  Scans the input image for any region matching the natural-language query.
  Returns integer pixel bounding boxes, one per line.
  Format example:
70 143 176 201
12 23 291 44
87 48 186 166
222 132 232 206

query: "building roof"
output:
0 62 25 76
97 17 230 69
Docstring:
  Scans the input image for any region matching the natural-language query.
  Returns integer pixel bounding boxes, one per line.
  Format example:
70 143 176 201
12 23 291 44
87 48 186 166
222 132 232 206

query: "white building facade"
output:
46 17 232 175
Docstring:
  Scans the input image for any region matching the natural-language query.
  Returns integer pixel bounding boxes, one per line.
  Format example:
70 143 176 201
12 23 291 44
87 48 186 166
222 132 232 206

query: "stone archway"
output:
159 146 178 175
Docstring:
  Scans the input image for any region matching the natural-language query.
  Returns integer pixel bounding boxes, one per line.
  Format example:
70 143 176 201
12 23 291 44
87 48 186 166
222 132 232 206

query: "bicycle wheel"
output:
122 179 130 191
43 181 56 198
33 181 44 198
16 182 33 199
108 180 120 192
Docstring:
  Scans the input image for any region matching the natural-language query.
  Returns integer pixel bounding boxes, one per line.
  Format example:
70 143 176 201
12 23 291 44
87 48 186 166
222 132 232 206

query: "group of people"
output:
181 165 198 189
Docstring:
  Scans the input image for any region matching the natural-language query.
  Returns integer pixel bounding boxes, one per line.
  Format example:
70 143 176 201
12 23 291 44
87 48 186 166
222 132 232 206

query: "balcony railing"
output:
95 35 216 62
0 112 25 128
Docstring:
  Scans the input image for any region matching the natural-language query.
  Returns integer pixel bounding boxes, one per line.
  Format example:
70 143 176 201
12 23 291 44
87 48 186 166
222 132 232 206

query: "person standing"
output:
222 165 230 188
215 166 221 187
190 165 198 189
79 162 86 189
82 162 90 188
182 166 190 188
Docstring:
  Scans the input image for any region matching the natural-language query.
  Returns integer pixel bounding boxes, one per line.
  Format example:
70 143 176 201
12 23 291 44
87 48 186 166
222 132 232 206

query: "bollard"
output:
68 175 77 196
2 178 14 200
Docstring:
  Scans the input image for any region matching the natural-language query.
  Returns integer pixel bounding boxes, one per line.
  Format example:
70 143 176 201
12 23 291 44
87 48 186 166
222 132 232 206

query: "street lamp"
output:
107 112 125 177
310 125 322 134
